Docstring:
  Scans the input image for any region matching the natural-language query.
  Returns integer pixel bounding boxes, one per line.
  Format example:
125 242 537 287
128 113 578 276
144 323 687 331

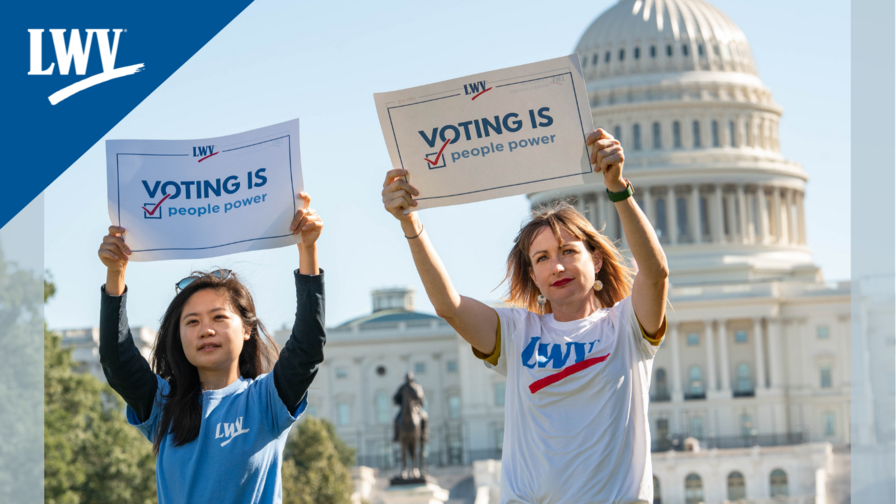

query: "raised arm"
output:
587 129 669 336
381 169 498 355
273 192 326 415
97 226 158 423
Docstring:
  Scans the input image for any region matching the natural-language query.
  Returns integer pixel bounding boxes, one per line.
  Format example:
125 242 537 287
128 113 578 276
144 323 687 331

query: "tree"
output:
281 416 356 504
43 278 157 504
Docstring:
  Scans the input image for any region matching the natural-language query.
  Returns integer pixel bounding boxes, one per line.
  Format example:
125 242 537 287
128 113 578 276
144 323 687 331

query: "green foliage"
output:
43 278 157 504
281 416 355 504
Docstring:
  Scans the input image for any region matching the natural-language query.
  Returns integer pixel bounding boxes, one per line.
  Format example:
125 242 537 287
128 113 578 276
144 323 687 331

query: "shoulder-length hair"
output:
150 271 279 454
504 200 635 314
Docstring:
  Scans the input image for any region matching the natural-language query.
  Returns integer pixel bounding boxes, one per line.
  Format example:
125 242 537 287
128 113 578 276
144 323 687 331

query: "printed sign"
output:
105 119 303 261
374 55 595 210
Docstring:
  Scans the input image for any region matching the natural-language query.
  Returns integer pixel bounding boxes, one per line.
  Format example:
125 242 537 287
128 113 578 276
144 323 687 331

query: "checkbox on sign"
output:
143 204 163 219
424 152 446 169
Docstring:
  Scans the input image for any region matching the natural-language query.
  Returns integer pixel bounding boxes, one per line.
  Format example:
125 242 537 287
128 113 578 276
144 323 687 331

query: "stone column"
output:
603 195 618 240
767 318 784 390
753 318 767 391
689 185 702 243
643 186 655 228
711 185 724 243
757 186 770 244
785 189 796 244
670 321 684 402
771 187 783 244
724 190 736 243
737 185 749 243
797 191 807 245
667 187 679 245
717 319 732 393
704 321 716 394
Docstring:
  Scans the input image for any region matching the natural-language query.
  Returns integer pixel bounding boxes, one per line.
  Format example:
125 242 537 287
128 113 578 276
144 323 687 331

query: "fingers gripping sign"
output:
381 168 420 221
98 225 131 270
585 128 627 191
289 192 323 246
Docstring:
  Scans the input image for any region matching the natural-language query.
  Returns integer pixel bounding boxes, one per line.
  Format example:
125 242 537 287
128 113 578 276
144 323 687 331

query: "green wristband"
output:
606 180 634 202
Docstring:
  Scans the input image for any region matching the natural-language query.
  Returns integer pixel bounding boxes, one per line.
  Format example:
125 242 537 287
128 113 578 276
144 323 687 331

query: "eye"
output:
186 319 198 325
563 249 574 255
215 314 226 320
536 256 547 263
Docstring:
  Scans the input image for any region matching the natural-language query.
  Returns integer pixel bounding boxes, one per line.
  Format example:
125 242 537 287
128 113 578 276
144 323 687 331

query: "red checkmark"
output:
471 87 492 100
198 151 219 162
142 193 172 216
424 139 451 166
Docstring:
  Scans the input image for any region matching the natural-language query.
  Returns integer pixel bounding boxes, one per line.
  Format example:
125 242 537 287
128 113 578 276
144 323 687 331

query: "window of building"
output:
634 47 641 59
727 471 746 500
605 51 611 63
688 366 703 394
682 44 690 57
820 365 833 388
677 197 689 238
494 382 506 407
687 333 699 346
699 195 709 238
817 326 830 339
592 53 598 66
735 330 747 343
336 367 348 379
684 474 703 504
740 413 753 437
654 368 669 400
824 412 836 436
729 120 736 146
414 362 426 374
692 120 701 148
745 121 752 146
655 198 667 239
376 365 386 376
770 469 789 497
337 402 350 426
690 416 704 439
633 123 642 151
448 395 461 419
619 49 625 61
446 360 458 372
652 122 662 149
650 45 657 58
712 120 720 147
614 126 622 144
698 44 704 57
375 391 391 424
666 44 673 57
737 363 752 393
673 121 682 148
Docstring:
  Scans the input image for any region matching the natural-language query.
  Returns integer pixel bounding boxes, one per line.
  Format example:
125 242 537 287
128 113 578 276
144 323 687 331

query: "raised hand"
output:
98 225 130 271
381 169 419 223
289 192 323 247
586 128 627 192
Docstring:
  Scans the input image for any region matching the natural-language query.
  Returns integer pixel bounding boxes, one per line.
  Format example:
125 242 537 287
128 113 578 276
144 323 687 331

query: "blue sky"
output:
44 0 850 331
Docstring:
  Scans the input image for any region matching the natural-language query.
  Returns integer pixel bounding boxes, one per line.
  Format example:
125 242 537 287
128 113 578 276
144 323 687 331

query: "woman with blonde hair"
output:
381 129 668 504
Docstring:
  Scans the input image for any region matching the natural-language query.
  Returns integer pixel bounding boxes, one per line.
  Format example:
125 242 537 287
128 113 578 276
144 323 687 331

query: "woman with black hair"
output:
97 192 325 504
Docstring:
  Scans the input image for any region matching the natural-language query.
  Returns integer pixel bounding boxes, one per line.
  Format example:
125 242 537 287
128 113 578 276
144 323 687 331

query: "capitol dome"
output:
531 0 818 285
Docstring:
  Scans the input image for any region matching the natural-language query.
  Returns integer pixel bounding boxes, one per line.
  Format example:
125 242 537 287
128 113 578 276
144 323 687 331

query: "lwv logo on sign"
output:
27 29 145 105
215 416 250 447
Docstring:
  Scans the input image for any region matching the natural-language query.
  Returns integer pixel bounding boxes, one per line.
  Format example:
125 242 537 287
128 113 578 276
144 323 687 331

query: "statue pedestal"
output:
381 480 449 504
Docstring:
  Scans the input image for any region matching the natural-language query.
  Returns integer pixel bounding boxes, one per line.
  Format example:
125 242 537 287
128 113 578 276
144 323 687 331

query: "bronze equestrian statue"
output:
393 372 429 480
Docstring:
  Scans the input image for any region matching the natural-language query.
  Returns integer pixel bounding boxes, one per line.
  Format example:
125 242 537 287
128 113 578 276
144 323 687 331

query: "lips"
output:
198 343 221 352
551 278 573 287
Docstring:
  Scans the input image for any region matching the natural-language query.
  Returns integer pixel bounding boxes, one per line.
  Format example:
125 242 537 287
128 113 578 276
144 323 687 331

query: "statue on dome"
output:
392 372 430 482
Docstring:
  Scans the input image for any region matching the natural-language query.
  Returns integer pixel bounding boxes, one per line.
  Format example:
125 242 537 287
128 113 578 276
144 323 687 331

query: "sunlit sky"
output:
43 0 850 332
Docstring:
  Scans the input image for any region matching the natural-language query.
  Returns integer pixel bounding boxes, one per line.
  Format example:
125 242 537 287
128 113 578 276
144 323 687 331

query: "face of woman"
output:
179 289 249 374
528 226 601 308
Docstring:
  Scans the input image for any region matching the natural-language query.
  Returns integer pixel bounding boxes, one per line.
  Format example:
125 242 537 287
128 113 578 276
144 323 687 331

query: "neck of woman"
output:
550 295 601 322
199 365 242 392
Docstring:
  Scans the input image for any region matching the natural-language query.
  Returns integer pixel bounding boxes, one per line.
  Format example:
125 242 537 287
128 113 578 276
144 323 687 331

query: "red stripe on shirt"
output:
528 353 611 394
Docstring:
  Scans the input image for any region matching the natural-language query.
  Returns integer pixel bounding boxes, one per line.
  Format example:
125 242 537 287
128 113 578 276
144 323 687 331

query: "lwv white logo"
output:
215 416 250 447
28 29 145 105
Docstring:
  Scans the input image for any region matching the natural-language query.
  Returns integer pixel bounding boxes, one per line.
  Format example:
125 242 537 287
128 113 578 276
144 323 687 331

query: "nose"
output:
198 319 215 338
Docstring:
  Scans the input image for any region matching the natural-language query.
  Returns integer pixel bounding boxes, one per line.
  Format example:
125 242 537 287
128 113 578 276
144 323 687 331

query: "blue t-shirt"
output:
127 373 306 504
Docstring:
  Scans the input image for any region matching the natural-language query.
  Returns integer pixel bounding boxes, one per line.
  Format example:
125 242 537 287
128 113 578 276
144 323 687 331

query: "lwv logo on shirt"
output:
215 416 250 447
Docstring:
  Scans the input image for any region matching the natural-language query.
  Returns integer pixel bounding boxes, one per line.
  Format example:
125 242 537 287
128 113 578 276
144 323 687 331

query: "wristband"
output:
606 179 634 202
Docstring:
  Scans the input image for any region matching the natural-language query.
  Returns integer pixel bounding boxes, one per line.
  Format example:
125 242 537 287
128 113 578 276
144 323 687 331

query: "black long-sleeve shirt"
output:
98 270 326 422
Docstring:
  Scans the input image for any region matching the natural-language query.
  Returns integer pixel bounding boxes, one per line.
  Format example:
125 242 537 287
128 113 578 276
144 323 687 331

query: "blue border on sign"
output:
386 71 593 201
115 135 297 252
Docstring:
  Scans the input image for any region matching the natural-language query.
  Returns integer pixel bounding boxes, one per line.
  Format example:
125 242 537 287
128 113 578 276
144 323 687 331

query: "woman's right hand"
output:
382 169 419 223
98 225 130 272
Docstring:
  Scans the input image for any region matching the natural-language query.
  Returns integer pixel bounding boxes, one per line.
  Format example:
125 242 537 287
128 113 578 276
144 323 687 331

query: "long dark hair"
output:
504 201 634 314
150 271 279 454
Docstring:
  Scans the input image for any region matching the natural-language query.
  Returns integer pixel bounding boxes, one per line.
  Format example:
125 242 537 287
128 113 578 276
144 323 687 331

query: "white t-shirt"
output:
479 296 662 504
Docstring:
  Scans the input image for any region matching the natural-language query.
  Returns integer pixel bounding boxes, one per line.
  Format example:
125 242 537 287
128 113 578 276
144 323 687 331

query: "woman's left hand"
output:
586 128 627 192
289 192 323 247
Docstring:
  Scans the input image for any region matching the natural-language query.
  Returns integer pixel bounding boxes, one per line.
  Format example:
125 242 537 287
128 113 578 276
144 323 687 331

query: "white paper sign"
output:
106 119 303 262
374 55 595 210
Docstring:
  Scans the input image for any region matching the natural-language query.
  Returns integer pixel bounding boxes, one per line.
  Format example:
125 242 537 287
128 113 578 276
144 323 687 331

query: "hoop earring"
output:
593 279 604 292
537 294 546 305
